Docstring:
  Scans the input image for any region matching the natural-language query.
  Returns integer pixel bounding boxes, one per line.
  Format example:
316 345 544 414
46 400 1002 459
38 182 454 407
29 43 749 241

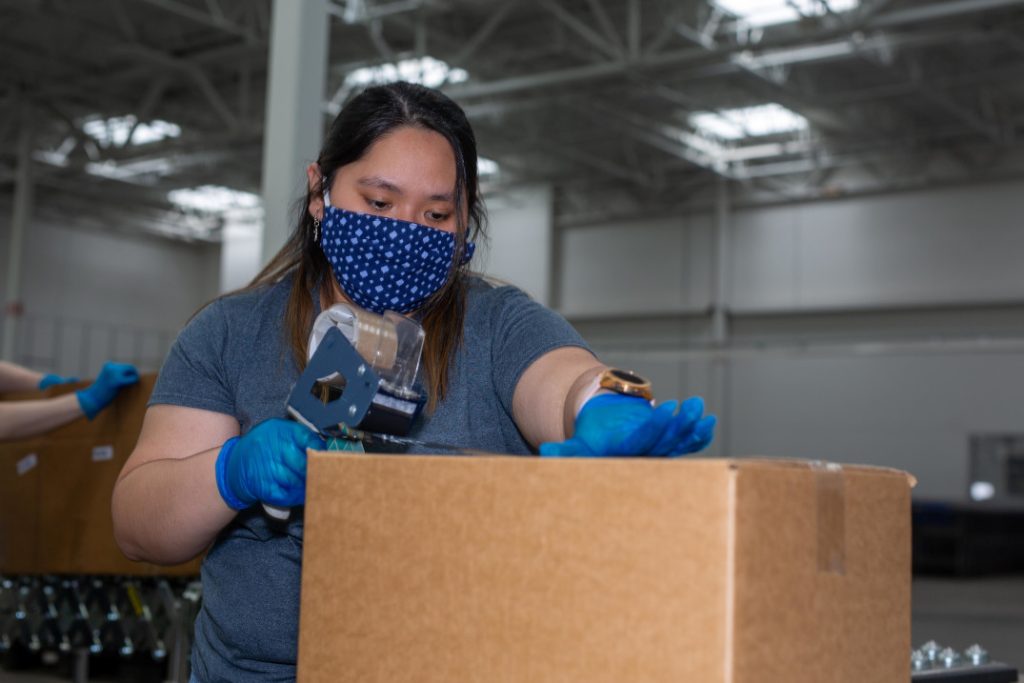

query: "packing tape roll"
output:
310 305 399 372
352 309 399 372
810 460 846 575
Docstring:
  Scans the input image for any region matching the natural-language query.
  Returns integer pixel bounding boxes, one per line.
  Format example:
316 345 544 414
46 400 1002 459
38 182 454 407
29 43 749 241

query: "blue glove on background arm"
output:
215 418 327 510
38 373 79 390
75 362 140 419
539 393 716 457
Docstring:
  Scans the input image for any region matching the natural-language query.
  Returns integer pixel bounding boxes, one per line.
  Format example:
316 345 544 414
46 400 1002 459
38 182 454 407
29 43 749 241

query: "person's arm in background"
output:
0 394 87 441
512 347 715 456
0 362 138 441
0 360 80 392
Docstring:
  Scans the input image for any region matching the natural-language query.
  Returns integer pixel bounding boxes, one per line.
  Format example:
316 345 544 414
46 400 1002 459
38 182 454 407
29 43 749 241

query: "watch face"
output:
609 368 645 385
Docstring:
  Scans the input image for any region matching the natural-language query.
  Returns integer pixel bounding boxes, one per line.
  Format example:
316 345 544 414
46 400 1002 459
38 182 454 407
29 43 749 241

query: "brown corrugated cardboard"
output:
298 454 913 683
0 440 44 574
1 374 201 576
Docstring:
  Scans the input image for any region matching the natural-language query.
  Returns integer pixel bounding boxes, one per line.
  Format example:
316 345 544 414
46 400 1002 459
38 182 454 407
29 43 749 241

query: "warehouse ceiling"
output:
1 0 1023 240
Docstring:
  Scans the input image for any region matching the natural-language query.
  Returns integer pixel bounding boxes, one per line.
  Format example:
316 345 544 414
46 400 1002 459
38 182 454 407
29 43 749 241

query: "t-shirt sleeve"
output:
149 299 237 416
489 286 590 415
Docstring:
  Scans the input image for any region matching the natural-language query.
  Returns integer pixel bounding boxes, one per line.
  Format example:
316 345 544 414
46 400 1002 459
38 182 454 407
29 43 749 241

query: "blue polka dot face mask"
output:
319 190 475 314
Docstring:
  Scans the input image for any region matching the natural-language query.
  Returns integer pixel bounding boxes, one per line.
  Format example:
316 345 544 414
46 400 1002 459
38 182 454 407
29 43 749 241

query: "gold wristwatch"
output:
564 367 654 438
598 368 653 400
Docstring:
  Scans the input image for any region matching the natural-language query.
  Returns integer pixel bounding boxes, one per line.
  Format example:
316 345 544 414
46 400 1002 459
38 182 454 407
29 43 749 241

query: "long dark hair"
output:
244 81 486 410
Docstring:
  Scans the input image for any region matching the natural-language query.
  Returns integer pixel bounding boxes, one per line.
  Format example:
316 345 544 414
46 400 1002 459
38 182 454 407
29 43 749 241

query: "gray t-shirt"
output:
150 274 588 682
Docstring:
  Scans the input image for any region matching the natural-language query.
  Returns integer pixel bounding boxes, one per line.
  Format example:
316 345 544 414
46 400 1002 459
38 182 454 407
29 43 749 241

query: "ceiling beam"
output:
134 0 262 42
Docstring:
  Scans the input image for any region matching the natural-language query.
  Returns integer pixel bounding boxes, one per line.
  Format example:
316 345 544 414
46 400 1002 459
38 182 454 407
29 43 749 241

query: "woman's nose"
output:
395 205 419 224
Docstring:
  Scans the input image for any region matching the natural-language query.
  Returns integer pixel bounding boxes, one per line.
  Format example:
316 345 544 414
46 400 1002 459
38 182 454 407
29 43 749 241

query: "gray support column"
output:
710 177 731 456
259 0 330 264
2 103 34 362
712 178 730 344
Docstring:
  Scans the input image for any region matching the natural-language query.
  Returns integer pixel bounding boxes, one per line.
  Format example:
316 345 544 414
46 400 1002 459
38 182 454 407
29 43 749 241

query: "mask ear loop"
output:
321 174 332 209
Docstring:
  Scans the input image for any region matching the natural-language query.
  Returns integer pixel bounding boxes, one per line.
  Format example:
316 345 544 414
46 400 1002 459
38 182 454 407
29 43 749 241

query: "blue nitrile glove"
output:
215 418 327 511
75 362 140 419
38 373 79 389
539 393 716 457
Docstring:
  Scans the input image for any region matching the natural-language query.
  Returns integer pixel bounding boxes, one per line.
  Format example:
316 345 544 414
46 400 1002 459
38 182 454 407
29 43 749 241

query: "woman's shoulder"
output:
202 277 293 324
465 275 531 308
463 275 557 332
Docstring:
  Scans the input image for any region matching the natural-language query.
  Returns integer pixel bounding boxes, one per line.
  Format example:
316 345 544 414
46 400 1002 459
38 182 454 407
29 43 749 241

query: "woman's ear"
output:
306 163 324 221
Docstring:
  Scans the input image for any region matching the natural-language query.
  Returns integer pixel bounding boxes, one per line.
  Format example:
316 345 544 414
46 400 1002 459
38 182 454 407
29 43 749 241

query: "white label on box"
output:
91 445 114 462
17 453 38 476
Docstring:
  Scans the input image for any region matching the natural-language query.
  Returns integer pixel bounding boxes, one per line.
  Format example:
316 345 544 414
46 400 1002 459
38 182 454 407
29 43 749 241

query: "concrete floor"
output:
2 576 1022 682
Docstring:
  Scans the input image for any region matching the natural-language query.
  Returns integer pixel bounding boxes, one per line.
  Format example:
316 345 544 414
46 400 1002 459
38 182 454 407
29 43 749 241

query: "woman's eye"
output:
427 211 451 222
367 198 390 211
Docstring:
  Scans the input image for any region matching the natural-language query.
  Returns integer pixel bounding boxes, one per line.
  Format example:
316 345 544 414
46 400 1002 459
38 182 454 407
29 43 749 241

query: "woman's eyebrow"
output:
357 176 403 194
358 176 454 203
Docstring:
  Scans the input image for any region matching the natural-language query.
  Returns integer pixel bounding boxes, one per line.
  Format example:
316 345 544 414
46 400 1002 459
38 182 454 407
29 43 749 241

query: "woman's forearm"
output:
0 394 84 440
112 447 236 565
0 361 44 393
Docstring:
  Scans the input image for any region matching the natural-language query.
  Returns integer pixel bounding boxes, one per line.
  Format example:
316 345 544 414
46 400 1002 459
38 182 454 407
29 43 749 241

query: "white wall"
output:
560 214 715 316
0 214 220 377
476 185 554 305
559 179 1024 501
730 182 1024 311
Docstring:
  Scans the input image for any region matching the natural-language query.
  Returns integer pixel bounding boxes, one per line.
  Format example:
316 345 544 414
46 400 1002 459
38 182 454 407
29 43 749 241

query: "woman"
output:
112 82 715 682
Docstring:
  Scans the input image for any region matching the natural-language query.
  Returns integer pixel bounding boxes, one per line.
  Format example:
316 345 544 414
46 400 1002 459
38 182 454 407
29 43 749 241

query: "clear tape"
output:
810 460 846 575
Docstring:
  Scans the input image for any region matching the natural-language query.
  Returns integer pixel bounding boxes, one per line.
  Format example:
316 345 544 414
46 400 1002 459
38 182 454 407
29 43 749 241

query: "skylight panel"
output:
327 56 469 116
477 157 500 177
689 104 808 141
168 185 261 214
344 56 468 90
712 0 859 27
81 115 181 148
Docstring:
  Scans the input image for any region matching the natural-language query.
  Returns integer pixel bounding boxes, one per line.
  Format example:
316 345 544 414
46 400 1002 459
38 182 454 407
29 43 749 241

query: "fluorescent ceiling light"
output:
169 185 262 214
81 114 181 148
85 158 175 182
328 56 468 114
689 103 808 141
344 56 468 90
713 0 859 27
477 157 500 177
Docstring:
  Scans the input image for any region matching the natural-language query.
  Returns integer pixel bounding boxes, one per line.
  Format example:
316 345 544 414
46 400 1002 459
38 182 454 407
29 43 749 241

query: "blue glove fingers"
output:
77 362 140 419
218 419 323 510
38 373 78 390
649 401 693 455
671 415 717 455
102 362 139 386
615 400 677 455
655 397 706 455
652 397 705 455
257 467 306 508
539 437 592 457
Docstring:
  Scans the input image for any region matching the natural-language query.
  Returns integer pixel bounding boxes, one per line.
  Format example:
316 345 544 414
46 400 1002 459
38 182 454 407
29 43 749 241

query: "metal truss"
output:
1 0 1023 241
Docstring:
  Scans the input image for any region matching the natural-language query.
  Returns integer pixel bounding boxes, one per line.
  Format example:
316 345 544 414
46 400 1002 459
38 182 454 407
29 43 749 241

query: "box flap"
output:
730 460 912 683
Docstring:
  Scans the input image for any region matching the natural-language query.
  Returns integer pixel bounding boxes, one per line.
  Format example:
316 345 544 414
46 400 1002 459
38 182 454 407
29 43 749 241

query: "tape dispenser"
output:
263 304 427 522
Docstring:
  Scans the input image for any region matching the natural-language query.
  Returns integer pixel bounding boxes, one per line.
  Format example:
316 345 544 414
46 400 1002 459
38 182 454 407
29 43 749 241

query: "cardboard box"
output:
0 374 201 576
0 440 44 574
298 455 913 683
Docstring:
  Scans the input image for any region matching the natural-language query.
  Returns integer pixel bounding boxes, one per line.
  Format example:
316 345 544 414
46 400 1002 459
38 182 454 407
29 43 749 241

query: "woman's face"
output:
309 125 463 234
